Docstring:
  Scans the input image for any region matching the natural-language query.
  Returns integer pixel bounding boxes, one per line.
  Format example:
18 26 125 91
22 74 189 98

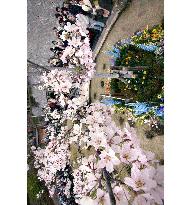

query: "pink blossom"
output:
123 127 140 146
113 186 130 205
97 148 120 173
154 165 164 186
132 193 153 205
33 11 164 203
78 196 95 205
150 187 164 205
94 189 110 205
68 36 82 48
64 22 78 32
120 143 138 164
124 164 157 192
89 131 107 150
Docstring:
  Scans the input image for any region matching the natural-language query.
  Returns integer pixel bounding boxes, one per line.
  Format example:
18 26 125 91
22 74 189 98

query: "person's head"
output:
49 58 58 65
52 40 58 45
61 6 68 13
74 0 81 3
56 7 61 12
78 0 84 5
50 47 54 52
53 27 57 31
96 9 104 17
55 13 62 18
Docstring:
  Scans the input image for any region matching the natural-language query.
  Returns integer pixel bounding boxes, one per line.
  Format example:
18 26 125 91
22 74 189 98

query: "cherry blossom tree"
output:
31 2 164 205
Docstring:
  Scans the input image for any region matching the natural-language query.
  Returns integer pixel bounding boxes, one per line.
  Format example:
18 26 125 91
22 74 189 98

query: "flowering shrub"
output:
107 24 164 103
105 24 164 135
31 3 164 205
112 86 164 136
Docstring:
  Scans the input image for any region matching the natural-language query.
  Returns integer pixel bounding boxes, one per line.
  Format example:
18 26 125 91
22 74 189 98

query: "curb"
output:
92 0 130 60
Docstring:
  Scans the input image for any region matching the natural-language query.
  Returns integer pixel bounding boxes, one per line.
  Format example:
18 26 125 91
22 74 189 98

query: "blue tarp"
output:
100 98 123 106
101 99 164 117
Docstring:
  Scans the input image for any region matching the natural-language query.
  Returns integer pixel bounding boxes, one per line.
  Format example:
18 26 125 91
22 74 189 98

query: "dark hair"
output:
55 60 63 67
55 13 62 18
56 7 61 12
61 6 68 12
58 17 64 24
68 4 88 16
96 9 104 17
52 41 58 45
58 30 63 35
50 47 63 54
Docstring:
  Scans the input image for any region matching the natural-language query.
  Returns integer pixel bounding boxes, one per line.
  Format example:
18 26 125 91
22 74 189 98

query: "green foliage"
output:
32 116 39 125
131 24 164 45
27 172 43 202
110 79 121 93
115 45 163 102
27 170 54 205
110 24 164 103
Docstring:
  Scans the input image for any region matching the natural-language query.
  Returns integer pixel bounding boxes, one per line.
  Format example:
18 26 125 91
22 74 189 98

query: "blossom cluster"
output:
32 136 70 196
70 104 164 204
33 99 164 204
50 13 95 82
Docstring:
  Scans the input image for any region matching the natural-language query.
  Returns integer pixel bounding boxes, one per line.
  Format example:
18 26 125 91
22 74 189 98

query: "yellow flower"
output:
143 71 147 74
126 56 131 65
151 33 160 40
152 28 157 33
143 76 145 79
142 81 144 84
126 56 131 61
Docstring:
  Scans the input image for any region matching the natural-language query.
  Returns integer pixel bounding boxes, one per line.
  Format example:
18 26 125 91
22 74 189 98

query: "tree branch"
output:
103 168 116 205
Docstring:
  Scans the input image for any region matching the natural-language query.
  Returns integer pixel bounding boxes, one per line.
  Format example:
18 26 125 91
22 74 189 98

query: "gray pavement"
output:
27 0 62 66
27 0 62 116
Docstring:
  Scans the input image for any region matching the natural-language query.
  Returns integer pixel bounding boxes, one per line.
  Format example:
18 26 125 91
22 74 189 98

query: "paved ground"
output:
27 0 63 116
27 0 111 116
90 0 164 160
27 0 63 66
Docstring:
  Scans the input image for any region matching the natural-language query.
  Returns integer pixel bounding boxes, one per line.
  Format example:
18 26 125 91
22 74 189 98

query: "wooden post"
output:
94 73 119 78
94 70 136 79
110 65 147 71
